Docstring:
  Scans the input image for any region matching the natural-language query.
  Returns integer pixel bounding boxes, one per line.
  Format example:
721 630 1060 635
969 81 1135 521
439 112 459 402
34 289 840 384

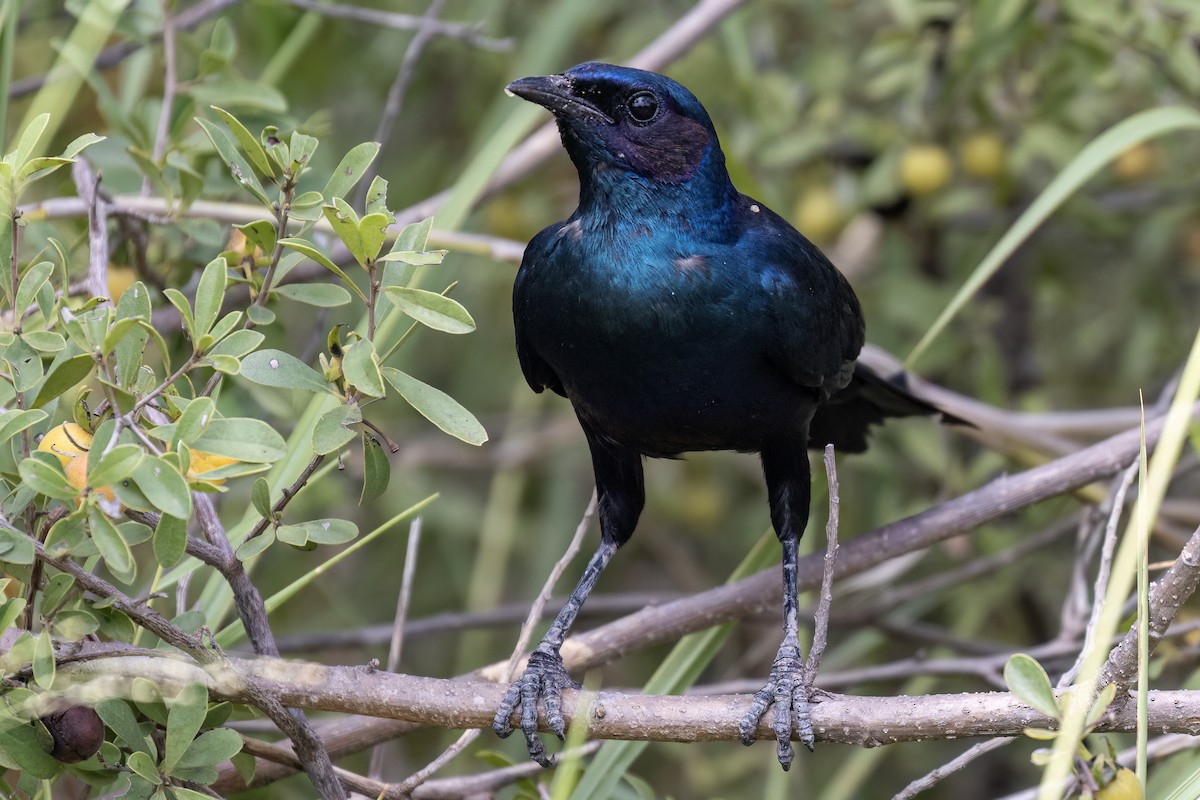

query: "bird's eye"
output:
627 92 659 124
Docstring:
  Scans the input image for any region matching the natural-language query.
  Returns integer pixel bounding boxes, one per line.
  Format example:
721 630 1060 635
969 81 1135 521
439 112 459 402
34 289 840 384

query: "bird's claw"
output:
738 636 814 770
492 648 579 767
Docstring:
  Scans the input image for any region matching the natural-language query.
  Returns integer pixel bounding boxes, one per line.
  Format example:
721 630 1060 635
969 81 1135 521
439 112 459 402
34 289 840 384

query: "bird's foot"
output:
738 635 814 770
492 646 579 767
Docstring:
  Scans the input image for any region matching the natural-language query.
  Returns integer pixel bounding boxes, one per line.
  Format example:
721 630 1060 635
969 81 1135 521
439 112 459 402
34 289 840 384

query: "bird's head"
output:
507 62 728 190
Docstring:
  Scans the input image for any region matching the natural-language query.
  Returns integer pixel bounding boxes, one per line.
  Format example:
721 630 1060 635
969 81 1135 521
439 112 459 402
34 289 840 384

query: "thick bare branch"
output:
52 653 1200 746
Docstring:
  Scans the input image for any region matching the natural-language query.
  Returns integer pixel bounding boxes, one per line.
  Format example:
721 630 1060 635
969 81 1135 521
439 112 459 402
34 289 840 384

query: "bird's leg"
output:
738 533 813 769
742 441 814 769
493 538 617 767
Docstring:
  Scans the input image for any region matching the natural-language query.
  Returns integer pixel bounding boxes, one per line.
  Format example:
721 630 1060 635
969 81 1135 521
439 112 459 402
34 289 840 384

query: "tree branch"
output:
50 653 1200 746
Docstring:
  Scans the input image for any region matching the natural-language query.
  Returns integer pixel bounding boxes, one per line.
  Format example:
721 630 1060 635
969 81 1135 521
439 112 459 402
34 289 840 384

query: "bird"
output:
497 61 954 770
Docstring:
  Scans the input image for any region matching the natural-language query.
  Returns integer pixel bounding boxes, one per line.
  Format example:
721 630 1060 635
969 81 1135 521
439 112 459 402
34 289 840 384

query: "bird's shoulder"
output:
726 196 865 394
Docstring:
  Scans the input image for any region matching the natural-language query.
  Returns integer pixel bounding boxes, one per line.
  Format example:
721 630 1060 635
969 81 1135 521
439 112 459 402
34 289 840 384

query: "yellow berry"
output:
1096 768 1143 800
63 452 119 513
959 132 1007 179
900 144 953 196
1114 143 1157 183
106 264 137 303
795 186 843 242
37 423 93 469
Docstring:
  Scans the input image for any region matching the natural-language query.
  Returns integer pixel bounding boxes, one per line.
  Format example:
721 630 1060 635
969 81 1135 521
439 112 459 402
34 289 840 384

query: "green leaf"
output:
342 339 384 397
18 156 71 182
277 237 367 301
12 112 49 169
14 261 53 315
20 331 65 354
153 515 188 569
115 281 152 389
0 408 47 445
358 212 392 265
290 190 324 221
364 175 389 216
61 132 105 160
132 456 192 519
323 199 363 266
383 286 475 334
235 219 277 256
245 304 275 326
382 368 488 445
191 417 287 463
296 518 358 545
211 107 276 178
208 354 241 375
275 525 315 549
360 432 390 505
163 683 207 775
89 505 134 578
31 353 93 408
18 456 77 502
236 529 274 561
195 117 272 207
322 141 381 200
32 632 55 689
175 727 242 769
126 749 161 783
94 314 138 359
207 329 263 359
1003 654 1059 719
88 443 143 487
240 349 329 393
0 528 34 566
96 698 155 757
193 257 227 338
312 404 361 455
251 477 272 520
378 249 447 266
175 397 216 448
163 288 196 342
271 282 351 307
392 217 433 252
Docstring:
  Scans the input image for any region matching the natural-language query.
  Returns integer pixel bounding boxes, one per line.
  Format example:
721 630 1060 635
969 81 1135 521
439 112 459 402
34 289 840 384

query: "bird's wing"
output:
742 203 865 398
513 223 567 396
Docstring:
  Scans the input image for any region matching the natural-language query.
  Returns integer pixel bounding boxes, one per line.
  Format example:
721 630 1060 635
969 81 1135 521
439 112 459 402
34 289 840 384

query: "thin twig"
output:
143 0 177 197
356 0 446 208
803 445 840 688
71 159 111 303
280 0 510 50
892 737 1015 799
368 517 423 781
394 491 599 795
1058 460 1139 687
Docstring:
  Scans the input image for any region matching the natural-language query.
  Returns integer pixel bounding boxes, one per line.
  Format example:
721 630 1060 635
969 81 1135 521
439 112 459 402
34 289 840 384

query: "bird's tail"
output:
807 364 961 453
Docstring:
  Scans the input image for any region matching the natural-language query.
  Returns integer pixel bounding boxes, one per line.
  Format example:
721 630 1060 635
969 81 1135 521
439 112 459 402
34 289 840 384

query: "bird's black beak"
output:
506 74 615 124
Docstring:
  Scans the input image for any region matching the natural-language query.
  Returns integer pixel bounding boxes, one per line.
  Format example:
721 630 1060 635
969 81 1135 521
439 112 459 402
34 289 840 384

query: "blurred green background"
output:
8 0 1200 797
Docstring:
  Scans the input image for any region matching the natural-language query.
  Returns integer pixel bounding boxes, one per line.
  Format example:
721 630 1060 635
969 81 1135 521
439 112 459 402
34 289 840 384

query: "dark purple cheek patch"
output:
627 116 709 184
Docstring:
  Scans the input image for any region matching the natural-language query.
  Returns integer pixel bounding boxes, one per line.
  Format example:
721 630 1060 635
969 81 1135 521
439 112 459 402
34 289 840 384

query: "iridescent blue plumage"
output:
496 62 949 769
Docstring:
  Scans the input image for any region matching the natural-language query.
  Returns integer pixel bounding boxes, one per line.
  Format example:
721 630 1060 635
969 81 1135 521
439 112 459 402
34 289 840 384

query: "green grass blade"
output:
18 0 131 149
906 106 1200 369
570 531 778 799
1037 323 1200 800
1136 404 1149 786
434 0 601 232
